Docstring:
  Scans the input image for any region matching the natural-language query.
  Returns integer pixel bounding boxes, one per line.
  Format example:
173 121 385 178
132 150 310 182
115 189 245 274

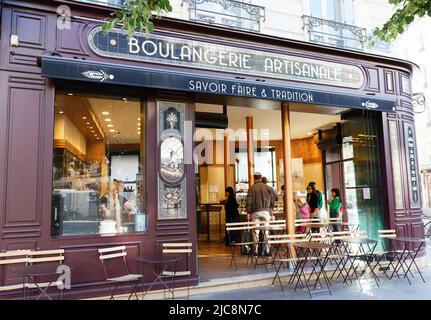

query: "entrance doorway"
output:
194 102 385 281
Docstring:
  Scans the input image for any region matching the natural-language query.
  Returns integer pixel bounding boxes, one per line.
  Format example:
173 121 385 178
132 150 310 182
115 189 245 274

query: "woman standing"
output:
306 184 320 233
306 184 320 219
220 187 240 244
100 179 134 233
328 188 342 232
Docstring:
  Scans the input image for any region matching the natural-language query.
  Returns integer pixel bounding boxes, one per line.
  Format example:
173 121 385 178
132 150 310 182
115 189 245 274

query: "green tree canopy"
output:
373 0 431 42
102 0 172 36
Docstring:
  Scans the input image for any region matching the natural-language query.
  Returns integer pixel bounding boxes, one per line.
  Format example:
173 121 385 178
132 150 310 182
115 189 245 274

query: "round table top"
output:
342 238 378 244
294 242 332 249
135 254 182 264
12 263 66 277
393 237 425 243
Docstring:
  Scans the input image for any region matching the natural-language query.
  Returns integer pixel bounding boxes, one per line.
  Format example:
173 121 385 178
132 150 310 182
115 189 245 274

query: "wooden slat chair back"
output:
268 220 286 228
321 217 343 224
98 246 143 300
0 250 31 293
27 249 65 265
377 229 397 251
160 242 192 299
294 218 323 227
378 229 397 239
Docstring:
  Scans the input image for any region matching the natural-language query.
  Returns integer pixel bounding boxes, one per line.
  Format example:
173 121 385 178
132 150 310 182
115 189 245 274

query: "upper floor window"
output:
310 0 354 24
306 0 364 50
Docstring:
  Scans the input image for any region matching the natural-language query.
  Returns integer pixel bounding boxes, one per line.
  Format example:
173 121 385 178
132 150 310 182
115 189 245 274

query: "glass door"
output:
324 110 385 241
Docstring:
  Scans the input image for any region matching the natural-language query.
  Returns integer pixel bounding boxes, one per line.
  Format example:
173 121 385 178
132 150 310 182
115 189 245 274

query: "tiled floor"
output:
198 240 272 282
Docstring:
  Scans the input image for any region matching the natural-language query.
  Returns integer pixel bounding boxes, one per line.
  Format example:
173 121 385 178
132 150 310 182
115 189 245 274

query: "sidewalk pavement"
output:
189 240 431 300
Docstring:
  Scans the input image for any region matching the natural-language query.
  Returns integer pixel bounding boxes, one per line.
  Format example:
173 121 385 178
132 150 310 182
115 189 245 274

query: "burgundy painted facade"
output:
0 0 423 299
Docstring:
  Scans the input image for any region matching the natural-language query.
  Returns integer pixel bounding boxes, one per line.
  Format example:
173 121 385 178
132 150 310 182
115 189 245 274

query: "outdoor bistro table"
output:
135 254 182 300
387 237 426 284
12 263 67 300
200 203 223 242
340 238 380 287
290 242 333 298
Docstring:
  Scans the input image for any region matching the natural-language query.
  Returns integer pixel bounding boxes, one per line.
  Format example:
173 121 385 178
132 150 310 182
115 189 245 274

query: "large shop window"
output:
51 91 146 236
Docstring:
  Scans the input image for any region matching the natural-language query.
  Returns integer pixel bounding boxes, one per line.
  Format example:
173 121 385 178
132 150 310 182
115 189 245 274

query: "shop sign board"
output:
88 27 365 89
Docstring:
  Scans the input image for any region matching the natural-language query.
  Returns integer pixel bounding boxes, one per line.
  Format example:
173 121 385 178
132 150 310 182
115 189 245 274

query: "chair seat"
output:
161 270 191 277
0 283 25 291
107 274 143 282
26 280 64 289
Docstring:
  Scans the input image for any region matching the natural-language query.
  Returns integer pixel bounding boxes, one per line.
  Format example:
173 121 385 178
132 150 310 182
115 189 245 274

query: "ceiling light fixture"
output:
105 118 112 122
82 117 87 120
101 111 110 115
109 129 116 132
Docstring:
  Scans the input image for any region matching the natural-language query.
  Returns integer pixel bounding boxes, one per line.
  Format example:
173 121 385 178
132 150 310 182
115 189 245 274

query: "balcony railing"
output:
183 0 265 32
302 15 367 51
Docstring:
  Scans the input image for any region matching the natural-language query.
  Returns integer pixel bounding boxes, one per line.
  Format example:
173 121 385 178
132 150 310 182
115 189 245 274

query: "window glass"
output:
52 91 146 236
235 148 277 191
311 0 323 17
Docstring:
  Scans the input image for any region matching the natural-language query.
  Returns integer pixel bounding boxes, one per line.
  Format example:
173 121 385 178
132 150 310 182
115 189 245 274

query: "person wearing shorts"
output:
246 172 277 256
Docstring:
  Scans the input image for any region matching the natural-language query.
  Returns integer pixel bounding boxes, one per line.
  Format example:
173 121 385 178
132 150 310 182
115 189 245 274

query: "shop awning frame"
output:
41 56 396 113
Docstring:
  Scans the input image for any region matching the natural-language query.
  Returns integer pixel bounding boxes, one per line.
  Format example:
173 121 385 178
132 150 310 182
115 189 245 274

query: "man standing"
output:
246 172 277 256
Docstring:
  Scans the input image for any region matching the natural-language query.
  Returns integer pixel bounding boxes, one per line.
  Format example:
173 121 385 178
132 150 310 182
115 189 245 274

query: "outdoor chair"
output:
26 249 67 299
226 221 259 269
269 234 315 291
160 242 193 299
0 250 31 296
328 230 368 281
373 229 398 279
98 246 143 300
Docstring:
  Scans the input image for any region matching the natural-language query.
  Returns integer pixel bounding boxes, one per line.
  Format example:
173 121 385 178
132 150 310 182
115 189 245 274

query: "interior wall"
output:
54 114 87 155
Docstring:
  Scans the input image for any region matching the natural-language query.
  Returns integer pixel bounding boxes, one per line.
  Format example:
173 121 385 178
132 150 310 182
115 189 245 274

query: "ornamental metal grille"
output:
302 15 367 51
184 0 265 32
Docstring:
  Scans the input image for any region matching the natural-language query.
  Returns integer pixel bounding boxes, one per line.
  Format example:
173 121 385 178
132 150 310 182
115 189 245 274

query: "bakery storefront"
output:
0 0 424 299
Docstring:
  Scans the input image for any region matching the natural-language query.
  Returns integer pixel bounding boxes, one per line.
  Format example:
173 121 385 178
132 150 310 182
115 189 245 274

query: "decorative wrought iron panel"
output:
185 0 265 32
302 15 366 51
